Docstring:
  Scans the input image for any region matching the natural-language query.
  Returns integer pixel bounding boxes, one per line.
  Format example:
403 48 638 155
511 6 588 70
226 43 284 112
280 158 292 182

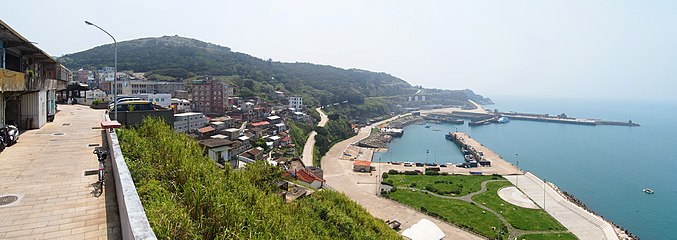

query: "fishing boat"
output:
643 188 654 194
424 125 431 128
497 117 511 123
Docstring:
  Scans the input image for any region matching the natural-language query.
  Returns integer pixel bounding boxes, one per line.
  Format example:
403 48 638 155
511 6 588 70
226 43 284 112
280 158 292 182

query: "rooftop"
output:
353 160 372 166
197 138 234 148
197 126 215 133
251 121 270 127
295 168 325 184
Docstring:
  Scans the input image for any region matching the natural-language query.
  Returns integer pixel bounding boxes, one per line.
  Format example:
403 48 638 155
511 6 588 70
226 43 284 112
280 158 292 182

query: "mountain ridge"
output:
58 35 490 107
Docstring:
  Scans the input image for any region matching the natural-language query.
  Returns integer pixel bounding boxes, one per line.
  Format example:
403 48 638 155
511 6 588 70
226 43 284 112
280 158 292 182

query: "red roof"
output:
282 136 291 142
197 126 215 133
251 121 270 127
296 168 325 184
353 161 372 167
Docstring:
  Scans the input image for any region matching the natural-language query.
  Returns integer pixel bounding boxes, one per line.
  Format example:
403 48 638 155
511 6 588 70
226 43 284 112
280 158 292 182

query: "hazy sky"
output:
4 1 676 101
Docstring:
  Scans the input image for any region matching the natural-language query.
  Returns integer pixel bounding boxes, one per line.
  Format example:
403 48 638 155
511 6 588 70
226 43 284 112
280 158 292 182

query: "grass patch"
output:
384 189 508 239
517 233 578 240
385 174 497 196
471 181 566 231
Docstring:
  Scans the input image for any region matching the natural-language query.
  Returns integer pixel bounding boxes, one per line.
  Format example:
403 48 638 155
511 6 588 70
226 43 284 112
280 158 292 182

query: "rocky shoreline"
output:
549 183 639 240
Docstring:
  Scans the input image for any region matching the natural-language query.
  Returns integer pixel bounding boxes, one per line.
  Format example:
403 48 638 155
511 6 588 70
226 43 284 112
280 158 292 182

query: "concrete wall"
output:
106 127 157 240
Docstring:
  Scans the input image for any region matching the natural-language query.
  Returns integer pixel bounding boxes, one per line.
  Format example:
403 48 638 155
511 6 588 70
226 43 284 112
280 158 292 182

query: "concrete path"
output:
301 108 329 167
504 173 618 240
321 125 483 240
497 186 539 209
0 104 121 239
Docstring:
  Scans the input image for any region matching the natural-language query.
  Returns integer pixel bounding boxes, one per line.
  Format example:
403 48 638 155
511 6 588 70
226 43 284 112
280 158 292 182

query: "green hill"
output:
58 35 417 106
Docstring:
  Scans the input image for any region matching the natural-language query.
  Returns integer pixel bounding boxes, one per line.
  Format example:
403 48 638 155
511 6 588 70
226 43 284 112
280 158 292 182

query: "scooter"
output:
0 124 19 152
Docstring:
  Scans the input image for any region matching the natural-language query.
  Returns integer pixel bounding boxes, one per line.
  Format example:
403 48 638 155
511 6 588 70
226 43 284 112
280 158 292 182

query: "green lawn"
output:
385 189 508 239
471 181 567 231
517 233 578 240
384 173 498 196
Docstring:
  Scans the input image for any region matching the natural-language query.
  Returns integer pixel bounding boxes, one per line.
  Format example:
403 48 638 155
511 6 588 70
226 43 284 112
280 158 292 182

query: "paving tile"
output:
0 105 121 240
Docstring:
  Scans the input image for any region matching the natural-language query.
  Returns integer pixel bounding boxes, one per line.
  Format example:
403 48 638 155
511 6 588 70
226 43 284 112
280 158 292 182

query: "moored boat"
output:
643 188 654 194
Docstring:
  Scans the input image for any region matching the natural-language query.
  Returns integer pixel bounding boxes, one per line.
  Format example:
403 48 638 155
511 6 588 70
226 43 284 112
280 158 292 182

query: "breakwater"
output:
445 111 640 127
445 132 490 167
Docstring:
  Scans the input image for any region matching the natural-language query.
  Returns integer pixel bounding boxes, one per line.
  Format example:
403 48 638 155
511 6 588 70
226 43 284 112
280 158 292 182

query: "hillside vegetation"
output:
59 36 492 111
59 35 416 106
117 118 400 239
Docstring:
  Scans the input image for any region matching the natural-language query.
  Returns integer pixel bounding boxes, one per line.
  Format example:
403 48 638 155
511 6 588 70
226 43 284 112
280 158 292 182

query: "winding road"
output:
301 108 328 167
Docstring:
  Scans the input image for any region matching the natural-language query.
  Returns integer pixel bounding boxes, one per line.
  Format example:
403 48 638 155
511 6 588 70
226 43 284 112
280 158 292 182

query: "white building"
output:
97 67 115 82
174 112 208 133
134 93 171 108
171 98 191 113
288 96 303 110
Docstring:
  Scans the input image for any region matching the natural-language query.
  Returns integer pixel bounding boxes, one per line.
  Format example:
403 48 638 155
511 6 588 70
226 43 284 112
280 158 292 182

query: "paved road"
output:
301 108 330 167
0 104 120 239
301 131 317 167
321 125 483 240
504 173 619 240
316 107 328 127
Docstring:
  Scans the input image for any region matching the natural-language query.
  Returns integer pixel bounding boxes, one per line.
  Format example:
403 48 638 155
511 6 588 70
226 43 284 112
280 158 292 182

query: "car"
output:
403 162 413 167
415 162 424 167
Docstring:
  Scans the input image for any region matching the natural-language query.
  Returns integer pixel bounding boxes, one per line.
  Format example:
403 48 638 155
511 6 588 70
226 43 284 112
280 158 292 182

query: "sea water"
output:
373 97 677 239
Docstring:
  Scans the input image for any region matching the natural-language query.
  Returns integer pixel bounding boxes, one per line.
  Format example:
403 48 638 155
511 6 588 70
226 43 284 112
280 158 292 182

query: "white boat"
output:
497 117 511 123
643 188 654 194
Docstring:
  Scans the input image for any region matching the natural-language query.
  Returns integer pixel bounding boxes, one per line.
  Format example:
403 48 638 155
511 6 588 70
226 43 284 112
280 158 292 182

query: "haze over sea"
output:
374 96 677 239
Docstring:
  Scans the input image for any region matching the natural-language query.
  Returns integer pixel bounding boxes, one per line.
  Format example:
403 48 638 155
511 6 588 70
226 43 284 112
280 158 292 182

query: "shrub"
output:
382 172 389 179
390 187 398 192
388 169 399 174
425 184 437 193
404 170 419 175
409 182 417 187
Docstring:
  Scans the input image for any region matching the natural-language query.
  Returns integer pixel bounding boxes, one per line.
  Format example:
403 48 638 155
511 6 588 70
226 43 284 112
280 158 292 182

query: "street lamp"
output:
515 153 519 188
543 178 547 211
85 21 117 120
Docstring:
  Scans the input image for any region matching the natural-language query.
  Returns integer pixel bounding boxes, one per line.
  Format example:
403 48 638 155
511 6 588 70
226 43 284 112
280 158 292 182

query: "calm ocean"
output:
374 96 677 239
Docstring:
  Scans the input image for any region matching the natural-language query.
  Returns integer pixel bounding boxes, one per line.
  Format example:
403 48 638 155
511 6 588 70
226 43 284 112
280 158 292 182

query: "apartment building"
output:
191 78 233 115
288 96 303 110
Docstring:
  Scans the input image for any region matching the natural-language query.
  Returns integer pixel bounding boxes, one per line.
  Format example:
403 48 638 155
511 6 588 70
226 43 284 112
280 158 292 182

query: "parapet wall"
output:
106 128 157 240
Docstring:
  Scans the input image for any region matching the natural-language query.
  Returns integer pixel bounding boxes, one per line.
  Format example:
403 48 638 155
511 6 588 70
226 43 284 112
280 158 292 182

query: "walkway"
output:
0 104 121 239
321 125 482 240
504 173 619 240
301 108 328 167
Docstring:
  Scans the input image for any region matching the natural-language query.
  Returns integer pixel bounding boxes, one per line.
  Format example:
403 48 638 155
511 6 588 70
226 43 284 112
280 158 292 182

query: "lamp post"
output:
85 21 117 120
515 153 519 188
543 178 547 211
